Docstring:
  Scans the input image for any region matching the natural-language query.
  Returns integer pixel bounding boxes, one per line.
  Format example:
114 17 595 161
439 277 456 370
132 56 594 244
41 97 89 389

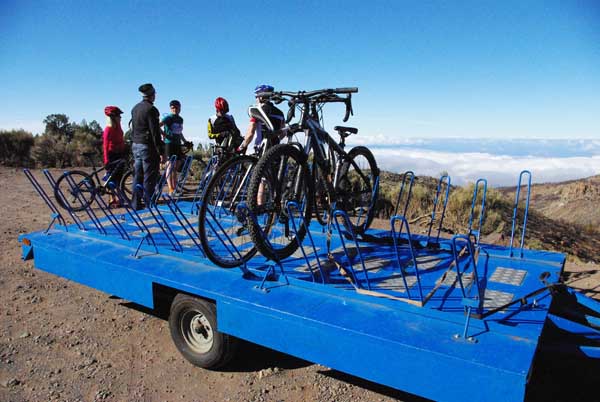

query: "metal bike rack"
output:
393 170 415 223
509 170 532 258
467 178 488 245
426 174 451 246
42 169 86 231
286 201 326 284
190 157 218 214
23 169 67 233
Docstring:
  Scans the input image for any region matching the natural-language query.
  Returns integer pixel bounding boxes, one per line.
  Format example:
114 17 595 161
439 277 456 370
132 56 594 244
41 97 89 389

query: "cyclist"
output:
160 99 191 195
207 97 242 159
102 105 126 208
237 84 285 154
131 83 165 210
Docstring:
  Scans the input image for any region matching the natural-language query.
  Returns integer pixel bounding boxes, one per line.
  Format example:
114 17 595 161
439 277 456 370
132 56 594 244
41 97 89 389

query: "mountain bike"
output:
54 152 133 211
246 88 379 261
197 109 301 268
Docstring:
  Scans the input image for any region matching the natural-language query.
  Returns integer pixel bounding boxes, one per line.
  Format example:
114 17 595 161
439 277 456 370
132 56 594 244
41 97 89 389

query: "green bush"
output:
0 129 35 167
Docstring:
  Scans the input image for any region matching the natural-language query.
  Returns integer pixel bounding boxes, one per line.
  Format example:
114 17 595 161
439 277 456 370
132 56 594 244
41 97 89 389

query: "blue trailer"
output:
18 169 600 401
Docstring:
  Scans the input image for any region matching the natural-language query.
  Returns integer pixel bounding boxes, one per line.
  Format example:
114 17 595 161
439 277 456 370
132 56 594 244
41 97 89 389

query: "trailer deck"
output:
18 168 600 402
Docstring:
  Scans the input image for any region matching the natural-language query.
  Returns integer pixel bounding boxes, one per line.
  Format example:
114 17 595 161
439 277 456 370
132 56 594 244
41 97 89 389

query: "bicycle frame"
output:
297 105 372 208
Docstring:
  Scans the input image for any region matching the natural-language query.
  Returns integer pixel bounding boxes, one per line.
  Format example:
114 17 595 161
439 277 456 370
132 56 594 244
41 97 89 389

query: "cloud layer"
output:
371 147 600 187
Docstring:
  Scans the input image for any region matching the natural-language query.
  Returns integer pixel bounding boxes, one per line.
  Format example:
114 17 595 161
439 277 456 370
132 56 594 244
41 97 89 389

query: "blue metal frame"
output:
509 170 532 258
426 174 451 246
18 168 600 402
468 178 487 245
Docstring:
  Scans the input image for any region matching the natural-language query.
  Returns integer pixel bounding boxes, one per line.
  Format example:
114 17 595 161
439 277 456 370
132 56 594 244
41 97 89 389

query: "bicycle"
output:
197 107 300 268
54 152 133 211
246 87 379 261
119 141 200 202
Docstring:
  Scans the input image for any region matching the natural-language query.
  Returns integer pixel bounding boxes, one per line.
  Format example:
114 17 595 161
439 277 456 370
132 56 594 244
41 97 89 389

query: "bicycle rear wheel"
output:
247 144 312 262
119 169 134 203
336 146 379 233
54 170 97 211
198 155 259 268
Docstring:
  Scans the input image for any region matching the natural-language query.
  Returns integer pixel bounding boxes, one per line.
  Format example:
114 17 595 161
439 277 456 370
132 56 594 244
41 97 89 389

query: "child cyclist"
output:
160 100 191 195
207 97 242 160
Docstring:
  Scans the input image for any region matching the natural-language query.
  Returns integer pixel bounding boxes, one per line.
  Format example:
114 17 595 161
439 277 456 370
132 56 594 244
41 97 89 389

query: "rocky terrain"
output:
501 174 600 230
1 166 599 402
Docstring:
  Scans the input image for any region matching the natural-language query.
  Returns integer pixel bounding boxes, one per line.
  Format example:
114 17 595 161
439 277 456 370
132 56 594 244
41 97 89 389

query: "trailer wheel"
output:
169 294 237 369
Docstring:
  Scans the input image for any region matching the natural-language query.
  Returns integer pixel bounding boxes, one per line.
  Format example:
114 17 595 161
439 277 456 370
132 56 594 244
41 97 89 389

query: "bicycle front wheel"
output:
54 170 97 211
336 146 379 233
198 155 259 268
247 144 312 262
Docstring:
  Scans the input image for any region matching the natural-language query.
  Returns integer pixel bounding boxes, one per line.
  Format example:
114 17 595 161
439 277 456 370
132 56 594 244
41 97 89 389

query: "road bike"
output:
246 88 379 261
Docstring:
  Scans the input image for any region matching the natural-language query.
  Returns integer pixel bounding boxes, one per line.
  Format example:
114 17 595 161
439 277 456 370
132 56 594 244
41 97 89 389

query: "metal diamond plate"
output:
489 267 526 286
483 289 514 310
437 271 473 287
375 275 417 292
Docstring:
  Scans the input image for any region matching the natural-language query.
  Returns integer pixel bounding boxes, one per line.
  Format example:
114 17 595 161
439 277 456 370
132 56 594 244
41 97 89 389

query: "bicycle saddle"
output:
334 126 358 138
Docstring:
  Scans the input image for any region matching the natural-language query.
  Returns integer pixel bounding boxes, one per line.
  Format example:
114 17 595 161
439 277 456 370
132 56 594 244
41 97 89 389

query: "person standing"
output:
160 100 190 195
237 84 285 154
102 106 126 208
207 97 242 157
130 83 164 209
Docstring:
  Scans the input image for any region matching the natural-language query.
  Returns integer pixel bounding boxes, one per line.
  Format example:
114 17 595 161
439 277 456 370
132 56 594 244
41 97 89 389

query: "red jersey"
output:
102 125 126 165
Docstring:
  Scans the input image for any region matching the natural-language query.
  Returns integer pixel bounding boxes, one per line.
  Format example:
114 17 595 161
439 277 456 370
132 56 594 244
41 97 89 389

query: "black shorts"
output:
165 142 182 159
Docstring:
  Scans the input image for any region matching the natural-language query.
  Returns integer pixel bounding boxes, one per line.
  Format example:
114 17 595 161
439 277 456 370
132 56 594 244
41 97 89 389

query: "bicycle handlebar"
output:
260 87 358 124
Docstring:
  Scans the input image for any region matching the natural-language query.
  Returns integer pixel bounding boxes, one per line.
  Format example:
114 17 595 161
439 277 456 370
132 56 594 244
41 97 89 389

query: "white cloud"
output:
371 148 600 187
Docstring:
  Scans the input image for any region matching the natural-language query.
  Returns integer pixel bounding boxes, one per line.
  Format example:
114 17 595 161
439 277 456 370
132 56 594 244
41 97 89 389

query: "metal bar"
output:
509 170 531 258
202 203 251 276
174 155 194 204
467 178 487 245
152 155 177 205
94 182 130 240
286 201 325 284
42 170 85 231
426 174 451 245
451 235 482 307
332 210 371 290
63 171 106 234
190 156 217 214
161 193 205 256
148 198 182 252
393 171 415 234
390 215 423 301
23 169 67 232
236 203 288 290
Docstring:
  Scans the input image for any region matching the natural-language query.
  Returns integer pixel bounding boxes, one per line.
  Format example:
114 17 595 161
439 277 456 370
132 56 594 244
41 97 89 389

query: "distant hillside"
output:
500 175 600 230
375 171 600 263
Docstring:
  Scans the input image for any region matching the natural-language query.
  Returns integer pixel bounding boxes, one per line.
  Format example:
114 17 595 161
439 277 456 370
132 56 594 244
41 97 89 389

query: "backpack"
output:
209 115 242 151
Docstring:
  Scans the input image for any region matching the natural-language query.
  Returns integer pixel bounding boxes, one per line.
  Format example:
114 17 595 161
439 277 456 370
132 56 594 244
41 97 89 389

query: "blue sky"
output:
1 0 599 144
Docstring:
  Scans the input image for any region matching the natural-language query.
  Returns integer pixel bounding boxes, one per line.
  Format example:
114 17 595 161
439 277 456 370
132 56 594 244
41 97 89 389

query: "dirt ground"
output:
1 166 599 402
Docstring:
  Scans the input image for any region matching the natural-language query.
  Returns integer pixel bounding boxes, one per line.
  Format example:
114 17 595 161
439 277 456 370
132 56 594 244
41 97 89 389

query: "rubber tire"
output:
337 146 379 233
198 155 259 268
169 294 237 369
54 170 97 212
119 169 134 203
247 144 312 261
